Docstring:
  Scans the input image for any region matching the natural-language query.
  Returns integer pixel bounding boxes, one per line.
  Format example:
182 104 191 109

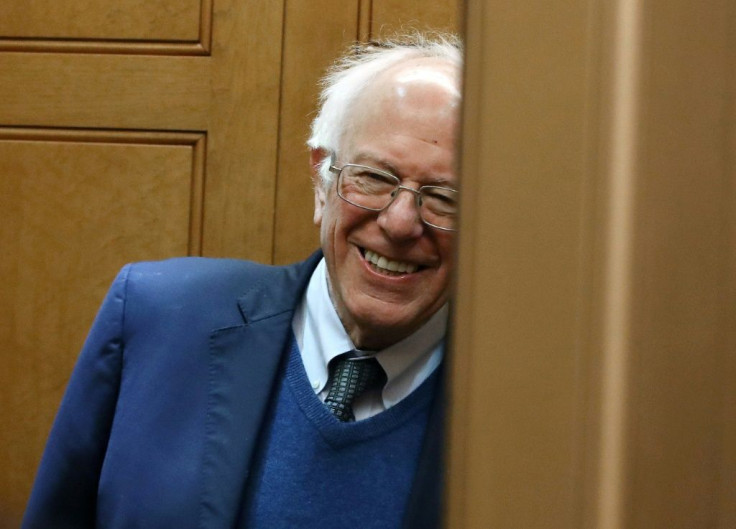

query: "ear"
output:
310 148 328 226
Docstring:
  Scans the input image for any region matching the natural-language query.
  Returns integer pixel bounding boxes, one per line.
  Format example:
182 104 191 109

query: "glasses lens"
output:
338 165 398 210
419 186 458 230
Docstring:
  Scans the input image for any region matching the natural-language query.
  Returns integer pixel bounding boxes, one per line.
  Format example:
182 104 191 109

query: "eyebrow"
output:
351 153 457 188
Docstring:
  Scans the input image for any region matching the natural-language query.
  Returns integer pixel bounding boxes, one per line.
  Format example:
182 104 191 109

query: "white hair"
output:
307 33 463 189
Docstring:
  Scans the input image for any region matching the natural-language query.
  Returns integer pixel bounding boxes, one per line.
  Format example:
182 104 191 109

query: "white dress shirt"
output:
292 258 447 421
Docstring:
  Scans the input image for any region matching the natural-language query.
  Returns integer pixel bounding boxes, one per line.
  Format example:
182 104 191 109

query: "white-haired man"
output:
23 34 462 529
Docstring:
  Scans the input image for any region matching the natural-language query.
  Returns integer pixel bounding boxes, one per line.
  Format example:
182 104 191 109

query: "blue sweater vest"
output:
239 337 437 528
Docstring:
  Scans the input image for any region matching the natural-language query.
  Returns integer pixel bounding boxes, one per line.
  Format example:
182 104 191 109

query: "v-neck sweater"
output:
239 337 437 529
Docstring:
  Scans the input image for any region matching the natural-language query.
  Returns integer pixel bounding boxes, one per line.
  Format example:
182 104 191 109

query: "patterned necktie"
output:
324 355 386 422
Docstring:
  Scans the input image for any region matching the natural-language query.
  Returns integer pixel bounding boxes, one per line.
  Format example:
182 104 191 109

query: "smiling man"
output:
23 34 462 529
311 54 460 351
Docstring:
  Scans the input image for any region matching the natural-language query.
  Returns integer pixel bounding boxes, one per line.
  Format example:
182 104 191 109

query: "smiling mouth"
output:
362 248 421 276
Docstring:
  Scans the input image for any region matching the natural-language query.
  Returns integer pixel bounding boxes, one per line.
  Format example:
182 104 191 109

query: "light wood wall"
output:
0 1 457 524
447 0 735 528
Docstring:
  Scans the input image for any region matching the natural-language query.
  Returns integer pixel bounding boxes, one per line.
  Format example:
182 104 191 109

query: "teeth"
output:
364 250 418 274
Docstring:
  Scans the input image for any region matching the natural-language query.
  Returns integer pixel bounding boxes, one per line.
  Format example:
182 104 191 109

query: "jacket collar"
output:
236 250 322 324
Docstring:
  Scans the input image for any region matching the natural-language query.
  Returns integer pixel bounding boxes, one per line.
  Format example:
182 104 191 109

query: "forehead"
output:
385 57 460 100
339 58 460 184
349 57 460 122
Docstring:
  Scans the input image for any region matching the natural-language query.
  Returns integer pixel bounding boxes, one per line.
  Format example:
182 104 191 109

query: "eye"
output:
423 187 457 204
421 187 458 214
345 166 397 194
357 169 396 186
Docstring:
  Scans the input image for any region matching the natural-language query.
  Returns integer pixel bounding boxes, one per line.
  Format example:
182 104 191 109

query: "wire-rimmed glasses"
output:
328 162 458 231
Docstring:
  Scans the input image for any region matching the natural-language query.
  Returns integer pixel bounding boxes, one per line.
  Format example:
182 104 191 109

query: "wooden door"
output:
447 0 735 528
0 0 457 524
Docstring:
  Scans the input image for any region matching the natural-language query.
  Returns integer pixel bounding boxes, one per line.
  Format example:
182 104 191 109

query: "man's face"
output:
312 58 460 350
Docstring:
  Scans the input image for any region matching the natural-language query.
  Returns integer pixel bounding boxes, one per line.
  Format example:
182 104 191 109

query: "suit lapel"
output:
198 252 321 529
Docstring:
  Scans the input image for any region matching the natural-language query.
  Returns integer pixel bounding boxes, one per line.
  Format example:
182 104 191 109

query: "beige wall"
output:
448 0 735 528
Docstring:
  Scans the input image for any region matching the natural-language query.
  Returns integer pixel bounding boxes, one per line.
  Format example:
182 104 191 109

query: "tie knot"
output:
324 355 386 422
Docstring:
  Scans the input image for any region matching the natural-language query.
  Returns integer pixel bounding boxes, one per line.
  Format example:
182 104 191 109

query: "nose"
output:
377 187 424 240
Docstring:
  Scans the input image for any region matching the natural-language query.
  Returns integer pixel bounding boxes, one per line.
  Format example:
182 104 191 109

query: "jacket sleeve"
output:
22 265 131 529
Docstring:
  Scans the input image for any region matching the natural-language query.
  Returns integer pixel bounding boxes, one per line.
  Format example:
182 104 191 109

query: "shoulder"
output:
109 254 321 334
117 252 322 321
125 257 278 291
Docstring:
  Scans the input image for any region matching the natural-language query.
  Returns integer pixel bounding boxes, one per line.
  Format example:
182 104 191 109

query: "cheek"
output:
318 199 337 239
437 233 456 263
434 240 456 292
322 202 364 244
319 203 348 262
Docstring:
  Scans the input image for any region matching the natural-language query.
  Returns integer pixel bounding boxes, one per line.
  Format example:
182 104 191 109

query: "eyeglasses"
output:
329 162 458 231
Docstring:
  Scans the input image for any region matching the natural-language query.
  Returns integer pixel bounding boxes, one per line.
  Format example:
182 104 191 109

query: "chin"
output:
349 301 428 343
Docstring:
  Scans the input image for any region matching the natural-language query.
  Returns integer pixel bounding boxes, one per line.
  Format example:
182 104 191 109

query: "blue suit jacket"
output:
23 251 445 529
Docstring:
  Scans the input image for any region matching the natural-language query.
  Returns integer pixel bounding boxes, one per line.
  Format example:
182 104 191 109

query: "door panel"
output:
372 0 459 35
447 0 735 528
0 0 202 41
0 54 210 128
0 129 204 523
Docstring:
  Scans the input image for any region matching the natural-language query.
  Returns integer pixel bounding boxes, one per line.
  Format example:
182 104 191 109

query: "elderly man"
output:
23 34 462 529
